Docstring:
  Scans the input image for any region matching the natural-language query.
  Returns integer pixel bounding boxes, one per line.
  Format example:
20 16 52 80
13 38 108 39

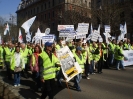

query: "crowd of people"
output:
0 38 132 99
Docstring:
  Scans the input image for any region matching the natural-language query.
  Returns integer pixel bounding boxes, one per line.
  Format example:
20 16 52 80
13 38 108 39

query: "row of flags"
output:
3 16 128 43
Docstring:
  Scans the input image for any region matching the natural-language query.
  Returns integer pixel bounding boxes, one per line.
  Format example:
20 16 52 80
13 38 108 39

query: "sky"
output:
0 0 21 21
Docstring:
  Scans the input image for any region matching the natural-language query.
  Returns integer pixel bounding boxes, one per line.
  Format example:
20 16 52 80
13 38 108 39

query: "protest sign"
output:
42 35 54 44
123 50 133 66
91 30 100 42
58 25 74 37
104 25 110 33
76 23 89 34
76 34 86 39
56 46 82 82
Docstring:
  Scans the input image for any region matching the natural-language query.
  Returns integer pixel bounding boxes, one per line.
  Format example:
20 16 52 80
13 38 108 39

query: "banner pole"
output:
65 81 73 99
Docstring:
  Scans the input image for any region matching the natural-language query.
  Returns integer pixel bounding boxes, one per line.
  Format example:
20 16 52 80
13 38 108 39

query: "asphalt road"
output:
0 66 133 99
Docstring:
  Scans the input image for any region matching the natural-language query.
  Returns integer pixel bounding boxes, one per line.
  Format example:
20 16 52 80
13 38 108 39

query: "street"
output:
0 66 133 99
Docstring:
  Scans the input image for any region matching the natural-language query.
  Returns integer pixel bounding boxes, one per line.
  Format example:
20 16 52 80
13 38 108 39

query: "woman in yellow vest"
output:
10 46 25 87
30 45 42 91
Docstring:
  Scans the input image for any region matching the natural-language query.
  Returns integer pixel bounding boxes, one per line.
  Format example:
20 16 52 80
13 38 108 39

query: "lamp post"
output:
9 14 14 42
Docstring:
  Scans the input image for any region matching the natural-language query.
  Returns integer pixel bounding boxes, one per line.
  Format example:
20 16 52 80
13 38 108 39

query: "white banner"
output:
42 35 54 44
56 46 82 82
77 23 89 34
104 25 110 33
123 50 133 66
76 34 86 39
91 30 100 42
58 25 74 37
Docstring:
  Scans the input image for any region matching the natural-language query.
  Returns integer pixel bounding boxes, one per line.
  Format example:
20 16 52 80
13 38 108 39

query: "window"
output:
48 1 50 8
52 23 55 30
37 7 39 13
33 8 35 14
131 12 133 18
53 0 55 6
44 3 46 9
31 9 32 15
119 0 124 2
53 11 55 17
48 13 51 18
41 5 43 11
44 14 47 20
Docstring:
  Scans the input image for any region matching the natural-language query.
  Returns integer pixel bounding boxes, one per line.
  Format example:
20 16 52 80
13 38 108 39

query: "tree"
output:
58 0 91 27
91 1 125 36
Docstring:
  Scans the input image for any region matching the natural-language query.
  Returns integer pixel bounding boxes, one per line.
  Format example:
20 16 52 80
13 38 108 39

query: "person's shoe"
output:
14 85 17 87
92 73 95 74
18 84 21 86
122 68 126 70
76 88 81 92
117 68 120 70
86 76 90 79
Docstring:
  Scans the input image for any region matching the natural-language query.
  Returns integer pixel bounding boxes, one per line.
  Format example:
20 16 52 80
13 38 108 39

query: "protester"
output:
30 45 42 91
73 46 85 91
39 42 61 99
10 46 25 87
3 43 15 80
114 41 125 70
20 43 31 78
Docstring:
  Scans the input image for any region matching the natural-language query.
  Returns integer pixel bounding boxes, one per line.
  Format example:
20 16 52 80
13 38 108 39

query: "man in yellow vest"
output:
20 43 31 78
73 46 85 92
39 42 60 99
3 43 15 80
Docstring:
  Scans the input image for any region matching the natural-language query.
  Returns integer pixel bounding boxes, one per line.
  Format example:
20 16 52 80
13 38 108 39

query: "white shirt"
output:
14 52 21 67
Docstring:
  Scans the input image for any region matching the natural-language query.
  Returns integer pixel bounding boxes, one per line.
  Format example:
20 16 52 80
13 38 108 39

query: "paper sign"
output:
56 46 82 82
77 23 89 34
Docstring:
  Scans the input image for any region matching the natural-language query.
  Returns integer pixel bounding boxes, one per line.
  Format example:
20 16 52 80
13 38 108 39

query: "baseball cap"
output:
45 42 53 47
76 46 82 51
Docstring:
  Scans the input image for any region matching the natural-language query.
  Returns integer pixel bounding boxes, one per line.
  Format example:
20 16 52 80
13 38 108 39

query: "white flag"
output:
4 23 9 35
37 28 41 33
124 22 127 34
21 16 36 33
97 24 100 33
26 32 32 42
18 28 23 43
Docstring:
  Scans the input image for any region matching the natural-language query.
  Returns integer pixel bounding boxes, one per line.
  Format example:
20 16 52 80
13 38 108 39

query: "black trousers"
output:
5 61 12 79
97 57 103 73
41 78 55 99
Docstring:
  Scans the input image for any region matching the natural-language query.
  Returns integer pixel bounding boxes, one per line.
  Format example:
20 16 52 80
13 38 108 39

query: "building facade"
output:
16 0 91 37
91 0 133 41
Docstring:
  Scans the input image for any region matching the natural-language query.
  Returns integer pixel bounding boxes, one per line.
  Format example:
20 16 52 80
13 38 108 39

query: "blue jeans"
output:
89 60 94 74
56 69 63 86
14 72 20 85
74 73 82 90
108 54 114 66
115 59 124 70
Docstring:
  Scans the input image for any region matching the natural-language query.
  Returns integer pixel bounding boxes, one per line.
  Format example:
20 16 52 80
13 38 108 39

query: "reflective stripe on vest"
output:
40 51 58 80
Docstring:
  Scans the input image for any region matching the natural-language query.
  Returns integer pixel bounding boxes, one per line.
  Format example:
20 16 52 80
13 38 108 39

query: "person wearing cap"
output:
39 42 61 99
73 46 86 91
